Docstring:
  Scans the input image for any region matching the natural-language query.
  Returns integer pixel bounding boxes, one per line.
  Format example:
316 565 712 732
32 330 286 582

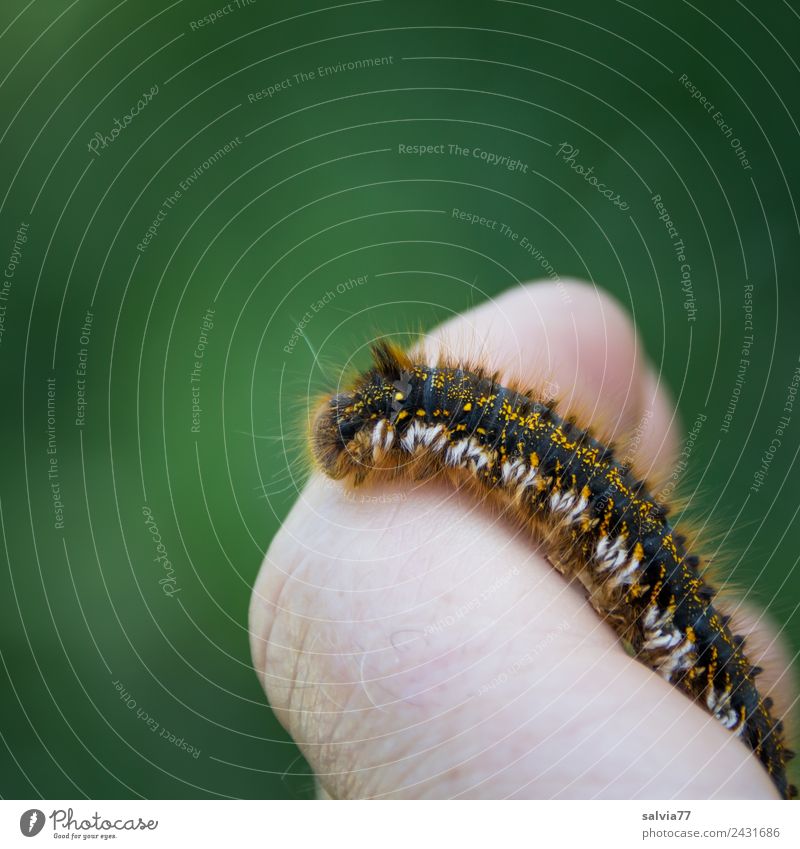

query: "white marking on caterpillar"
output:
516 467 538 493
552 491 579 514
658 638 695 681
372 419 386 449
400 422 450 455
421 424 443 446
706 686 739 731
432 431 449 451
569 495 589 522
467 439 484 459
399 421 416 451
607 554 642 589
466 441 491 470
644 631 681 651
474 455 489 470
643 606 669 631
446 440 469 466
597 538 628 572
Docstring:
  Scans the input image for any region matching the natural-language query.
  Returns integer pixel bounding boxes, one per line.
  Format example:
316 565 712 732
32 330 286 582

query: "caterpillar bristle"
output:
371 340 412 379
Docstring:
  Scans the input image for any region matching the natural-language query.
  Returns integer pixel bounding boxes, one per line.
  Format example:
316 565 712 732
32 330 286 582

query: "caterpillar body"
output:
311 341 796 799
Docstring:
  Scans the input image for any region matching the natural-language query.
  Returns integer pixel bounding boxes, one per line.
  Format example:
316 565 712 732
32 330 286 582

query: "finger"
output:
250 280 774 798
255 471 776 798
251 280 681 792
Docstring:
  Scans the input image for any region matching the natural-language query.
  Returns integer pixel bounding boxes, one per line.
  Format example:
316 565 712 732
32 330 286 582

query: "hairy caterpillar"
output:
310 340 796 799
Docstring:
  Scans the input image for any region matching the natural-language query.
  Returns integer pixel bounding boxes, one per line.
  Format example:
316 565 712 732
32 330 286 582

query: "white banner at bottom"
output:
1 799 797 848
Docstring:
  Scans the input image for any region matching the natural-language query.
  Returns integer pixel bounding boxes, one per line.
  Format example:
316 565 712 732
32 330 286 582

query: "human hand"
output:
250 280 785 799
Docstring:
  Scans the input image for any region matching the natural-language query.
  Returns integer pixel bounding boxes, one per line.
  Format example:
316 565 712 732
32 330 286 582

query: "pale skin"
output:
250 280 789 799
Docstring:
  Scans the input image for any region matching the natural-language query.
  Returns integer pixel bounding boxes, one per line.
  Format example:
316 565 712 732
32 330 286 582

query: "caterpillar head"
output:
311 343 413 483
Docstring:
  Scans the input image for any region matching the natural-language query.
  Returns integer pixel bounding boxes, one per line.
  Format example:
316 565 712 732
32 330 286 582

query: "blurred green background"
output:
1 0 798 799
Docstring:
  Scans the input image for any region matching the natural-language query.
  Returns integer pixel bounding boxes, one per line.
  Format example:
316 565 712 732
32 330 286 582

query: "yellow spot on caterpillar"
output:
627 582 647 599
416 409 425 417
394 391 405 402
463 402 472 411
396 410 409 421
